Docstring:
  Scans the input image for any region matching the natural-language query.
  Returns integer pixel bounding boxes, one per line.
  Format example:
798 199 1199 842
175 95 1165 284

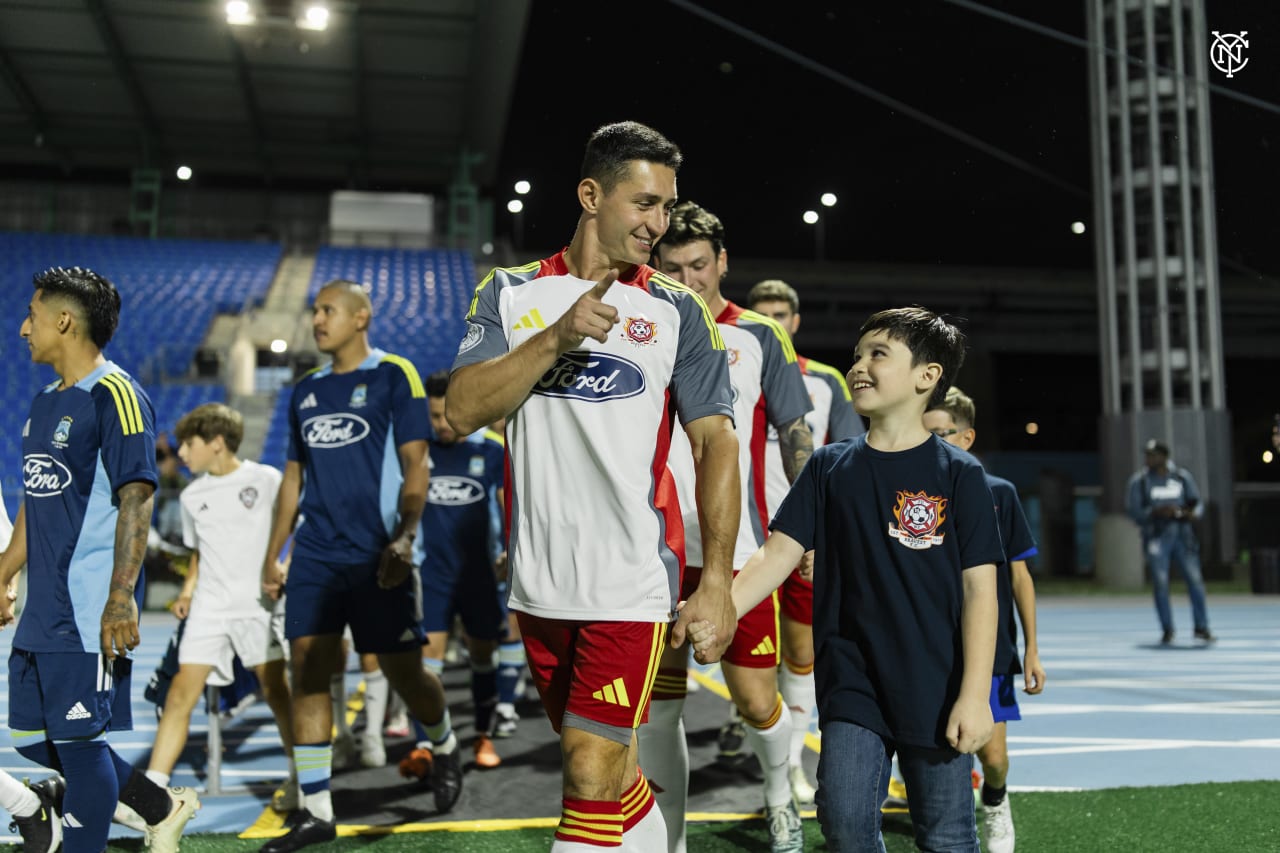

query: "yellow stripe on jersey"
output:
649 272 725 350
482 428 505 447
380 354 426 398
632 622 668 729
805 357 853 402
739 308 799 363
466 260 540 320
99 373 143 435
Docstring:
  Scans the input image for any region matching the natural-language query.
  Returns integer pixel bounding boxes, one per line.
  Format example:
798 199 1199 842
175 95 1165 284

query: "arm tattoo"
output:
112 481 155 594
777 416 814 483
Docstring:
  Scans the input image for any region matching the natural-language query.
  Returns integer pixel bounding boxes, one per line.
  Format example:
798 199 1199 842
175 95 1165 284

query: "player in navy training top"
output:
258 280 459 853
0 267 199 853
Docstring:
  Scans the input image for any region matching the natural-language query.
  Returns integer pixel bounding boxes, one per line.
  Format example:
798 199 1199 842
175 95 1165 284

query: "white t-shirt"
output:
179 459 283 619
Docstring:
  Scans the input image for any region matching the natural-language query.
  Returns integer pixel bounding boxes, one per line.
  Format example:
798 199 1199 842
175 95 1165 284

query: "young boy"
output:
145 403 297 805
692 307 1002 851
924 387 1045 853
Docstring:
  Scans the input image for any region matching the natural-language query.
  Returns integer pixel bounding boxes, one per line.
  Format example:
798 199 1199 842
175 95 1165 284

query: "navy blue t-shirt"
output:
987 473 1038 676
770 435 1005 749
415 430 505 578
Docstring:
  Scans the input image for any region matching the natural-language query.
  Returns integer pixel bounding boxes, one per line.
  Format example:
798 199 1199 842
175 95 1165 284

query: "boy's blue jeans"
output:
816 720 978 852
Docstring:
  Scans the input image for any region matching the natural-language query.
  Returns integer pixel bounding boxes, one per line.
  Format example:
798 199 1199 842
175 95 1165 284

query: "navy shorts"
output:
420 558 506 640
989 674 1022 723
8 648 134 740
284 555 424 654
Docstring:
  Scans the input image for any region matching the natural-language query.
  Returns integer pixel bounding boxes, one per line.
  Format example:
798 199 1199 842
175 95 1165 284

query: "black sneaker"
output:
259 809 336 853
429 746 464 813
1194 628 1217 643
9 775 64 853
717 717 748 764
1160 630 1175 646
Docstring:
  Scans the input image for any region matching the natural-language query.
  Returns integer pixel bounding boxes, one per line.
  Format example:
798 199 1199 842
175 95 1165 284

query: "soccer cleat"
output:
359 734 386 768
1160 629 1175 646
1194 628 1217 643
717 715 748 763
787 764 816 805
383 710 411 738
146 786 201 853
331 731 357 770
9 775 63 853
259 809 337 853
429 741 464 813
982 794 1016 853
398 747 434 781
114 801 149 832
764 800 804 853
882 775 909 811
473 734 502 769
271 775 299 813
492 704 519 738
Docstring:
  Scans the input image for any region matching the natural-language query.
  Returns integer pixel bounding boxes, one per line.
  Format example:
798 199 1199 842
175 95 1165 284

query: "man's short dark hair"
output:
659 200 725 256
581 121 683 194
426 369 450 399
33 266 121 349
859 307 967 409
747 280 799 313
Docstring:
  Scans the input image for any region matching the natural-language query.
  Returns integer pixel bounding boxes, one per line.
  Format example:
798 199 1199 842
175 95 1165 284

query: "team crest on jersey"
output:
458 321 484 354
622 316 658 347
239 486 259 508
52 416 73 448
726 348 740 367
349 384 368 408
888 490 948 550
469 455 486 476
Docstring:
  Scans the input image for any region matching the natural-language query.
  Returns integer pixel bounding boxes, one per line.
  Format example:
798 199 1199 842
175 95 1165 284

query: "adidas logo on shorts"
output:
65 701 92 721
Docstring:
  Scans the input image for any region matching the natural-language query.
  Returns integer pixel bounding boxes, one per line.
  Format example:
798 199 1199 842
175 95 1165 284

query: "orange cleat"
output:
473 734 502 769
398 747 434 781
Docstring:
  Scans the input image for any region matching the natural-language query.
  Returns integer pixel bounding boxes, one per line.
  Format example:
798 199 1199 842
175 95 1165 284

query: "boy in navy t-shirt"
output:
692 307 1002 852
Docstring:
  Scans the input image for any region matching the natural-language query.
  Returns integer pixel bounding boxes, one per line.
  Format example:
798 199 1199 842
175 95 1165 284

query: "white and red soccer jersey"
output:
668 303 811 569
763 355 863 518
452 251 733 622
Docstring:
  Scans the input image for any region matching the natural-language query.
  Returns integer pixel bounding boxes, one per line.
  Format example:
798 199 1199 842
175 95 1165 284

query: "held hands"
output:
670 583 737 665
262 560 287 601
798 550 815 582
552 270 620 353
0 586 15 629
945 694 994 755
378 535 415 589
100 587 140 661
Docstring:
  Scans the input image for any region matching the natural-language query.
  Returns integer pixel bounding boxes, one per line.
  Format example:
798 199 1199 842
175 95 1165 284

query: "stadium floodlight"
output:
507 199 524 214
1071 220 1086 235
1025 422 1040 435
820 192 838 207
176 165 193 181
802 210 819 225
298 3 329 31
270 339 288 354
225 0 255 26
514 180 531 195
1264 450 1274 464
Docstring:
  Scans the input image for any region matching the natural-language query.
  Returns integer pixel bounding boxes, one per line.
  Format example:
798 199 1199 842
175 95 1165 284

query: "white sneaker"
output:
145 786 201 853
271 775 299 813
113 801 148 832
493 704 520 738
360 733 387 768
788 764 816 805
764 800 804 853
982 795 1016 853
331 731 357 770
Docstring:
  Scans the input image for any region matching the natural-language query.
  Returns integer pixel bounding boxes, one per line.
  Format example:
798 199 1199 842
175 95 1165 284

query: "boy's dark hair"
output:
859 307 966 409
659 200 726 256
175 403 245 454
425 369 450 399
581 121 683 194
746 279 799 312
929 386 977 430
33 266 121 350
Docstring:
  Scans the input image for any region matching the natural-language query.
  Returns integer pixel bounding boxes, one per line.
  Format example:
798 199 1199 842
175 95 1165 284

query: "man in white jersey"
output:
143 404 296 805
446 120 741 853
747 278 863 805
641 203 814 853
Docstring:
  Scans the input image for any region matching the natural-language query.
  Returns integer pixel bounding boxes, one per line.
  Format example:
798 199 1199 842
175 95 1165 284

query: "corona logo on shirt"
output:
533 351 645 402
428 475 486 505
301 413 371 449
888 490 948 550
23 453 73 497
622 316 657 346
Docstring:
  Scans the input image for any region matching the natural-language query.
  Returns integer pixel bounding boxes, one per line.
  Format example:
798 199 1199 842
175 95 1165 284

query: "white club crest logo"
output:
52 416 73 448
1210 31 1248 78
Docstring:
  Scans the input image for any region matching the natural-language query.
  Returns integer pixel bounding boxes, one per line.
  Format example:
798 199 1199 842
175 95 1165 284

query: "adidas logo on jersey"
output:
592 677 631 707
750 636 777 656
65 701 92 721
512 309 547 331
299 392 318 410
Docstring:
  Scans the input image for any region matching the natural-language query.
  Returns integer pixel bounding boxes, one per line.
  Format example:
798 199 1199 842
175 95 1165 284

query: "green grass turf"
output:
99 780 1280 852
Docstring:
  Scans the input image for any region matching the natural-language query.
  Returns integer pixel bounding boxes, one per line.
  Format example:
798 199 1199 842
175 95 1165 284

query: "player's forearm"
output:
180 552 200 599
446 331 563 435
959 562 998 703
392 442 429 542
111 481 155 594
1010 559 1039 651
265 465 302 566
692 419 740 587
0 504 26 587
776 415 814 483
733 532 805 617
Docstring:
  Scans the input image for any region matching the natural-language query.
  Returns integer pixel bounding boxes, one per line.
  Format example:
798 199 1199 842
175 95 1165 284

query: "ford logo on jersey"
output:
301 413 371 448
428 476 486 505
533 351 645 401
23 453 73 497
